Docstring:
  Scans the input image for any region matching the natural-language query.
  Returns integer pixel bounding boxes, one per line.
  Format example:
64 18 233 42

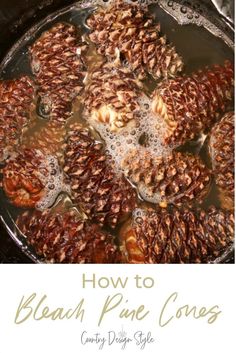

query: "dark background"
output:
0 0 234 263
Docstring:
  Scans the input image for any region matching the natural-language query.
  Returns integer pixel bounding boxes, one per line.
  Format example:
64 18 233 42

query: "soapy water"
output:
132 207 147 225
0 0 233 264
85 89 172 206
36 153 70 211
86 93 171 175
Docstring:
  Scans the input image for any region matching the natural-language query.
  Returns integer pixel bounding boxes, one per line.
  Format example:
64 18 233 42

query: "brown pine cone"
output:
84 63 142 131
2 148 64 208
120 207 234 263
152 61 234 146
16 209 120 263
209 111 234 209
0 76 35 162
87 0 183 80
30 22 87 124
64 124 137 228
121 148 211 206
21 120 66 159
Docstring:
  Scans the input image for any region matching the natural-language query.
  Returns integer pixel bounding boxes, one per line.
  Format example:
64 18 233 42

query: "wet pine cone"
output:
2 148 59 208
30 22 87 124
209 111 234 209
16 209 120 263
84 63 142 131
0 76 35 162
121 148 211 207
120 207 234 263
64 124 137 228
87 0 183 80
152 61 234 146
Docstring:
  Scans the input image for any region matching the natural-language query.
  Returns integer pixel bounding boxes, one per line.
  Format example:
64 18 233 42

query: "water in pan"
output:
0 0 234 263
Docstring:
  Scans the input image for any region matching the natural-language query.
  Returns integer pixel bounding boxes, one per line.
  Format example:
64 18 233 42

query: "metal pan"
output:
0 0 234 263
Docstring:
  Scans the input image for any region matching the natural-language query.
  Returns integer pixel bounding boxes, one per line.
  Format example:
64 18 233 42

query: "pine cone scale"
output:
209 111 234 209
30 22 87 124
152 61 234 146
87 1 183 80
16 209 120 263
121 207 234 264
0 76 35 162
64 124 137 228
121 148 211 206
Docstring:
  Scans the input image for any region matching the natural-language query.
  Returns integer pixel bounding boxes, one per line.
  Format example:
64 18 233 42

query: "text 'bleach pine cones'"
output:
0 0 234 263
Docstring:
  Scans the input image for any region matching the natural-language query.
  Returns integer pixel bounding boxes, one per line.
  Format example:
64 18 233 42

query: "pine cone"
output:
16 209 120 263
152 61 234 146
87 0 183 80
120 207 234 263
2 148 63 208
30 22 87 124
121 148 211 206
84 63 142 131
21 120 66 160
64 124 137 228
0 76 35 162
209 111 234 209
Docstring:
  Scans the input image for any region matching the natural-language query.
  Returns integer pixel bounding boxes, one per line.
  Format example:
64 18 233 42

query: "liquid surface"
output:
0 0 234 263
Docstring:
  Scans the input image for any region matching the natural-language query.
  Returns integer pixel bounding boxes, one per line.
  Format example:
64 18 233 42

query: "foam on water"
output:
137 95 171 156
86 93 170 172
85 88 173 204
85 91 173 204
132 208 148 226
36 154 70 210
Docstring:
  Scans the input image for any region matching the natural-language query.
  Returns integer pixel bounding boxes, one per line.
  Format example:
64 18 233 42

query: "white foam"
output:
132 208 147 225
86 93 170 169
36 154 70 210
87 118 139 172
136 95 171 157
85 88 172 204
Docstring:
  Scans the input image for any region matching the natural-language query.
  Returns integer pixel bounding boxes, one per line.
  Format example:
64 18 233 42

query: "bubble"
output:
35 154 70 211
85 92 171 184
136 95 171 157
135 217 143 224
51 169 57 175
180 6 187 14
132 208 147 224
